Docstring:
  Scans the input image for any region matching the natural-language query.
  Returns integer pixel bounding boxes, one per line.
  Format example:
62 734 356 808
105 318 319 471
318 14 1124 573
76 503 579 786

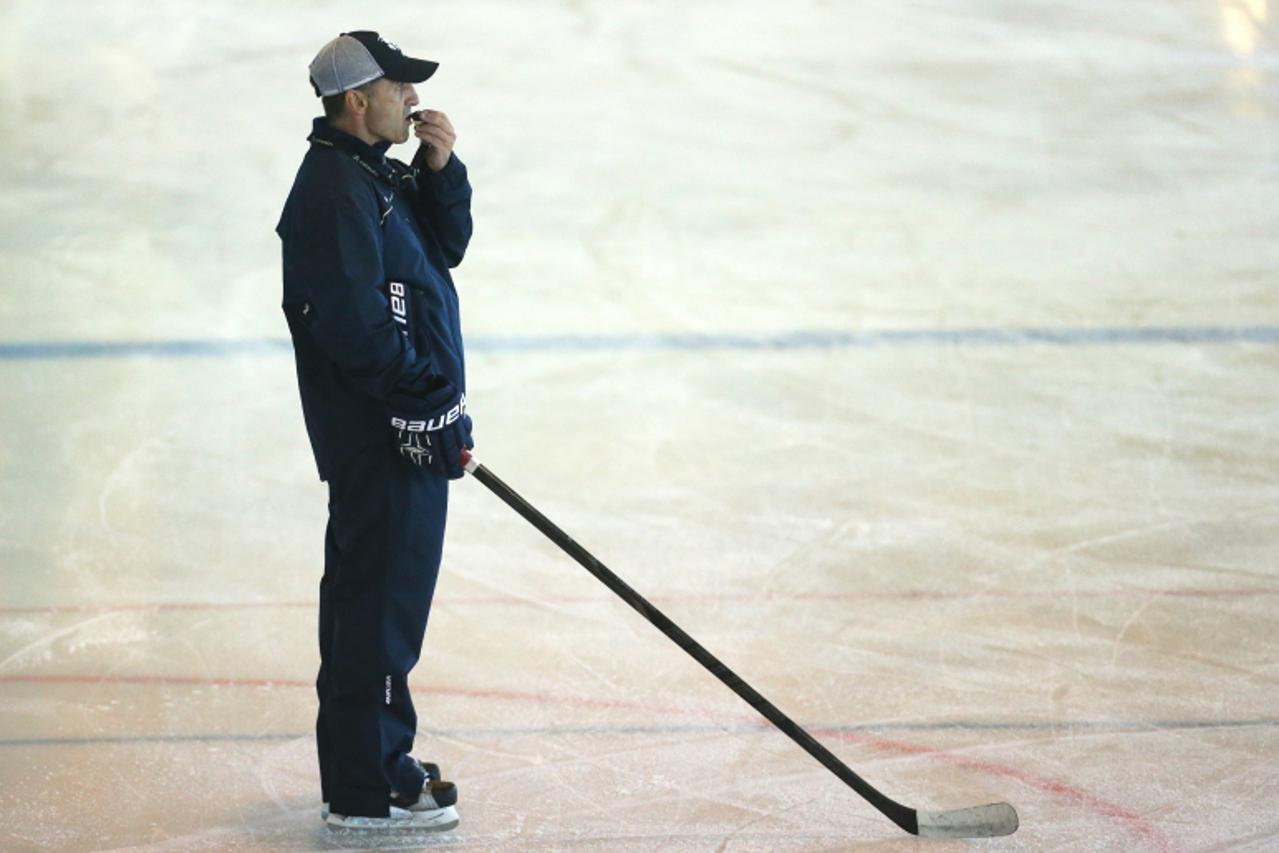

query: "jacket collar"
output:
308 116 392 162
308 117 420 193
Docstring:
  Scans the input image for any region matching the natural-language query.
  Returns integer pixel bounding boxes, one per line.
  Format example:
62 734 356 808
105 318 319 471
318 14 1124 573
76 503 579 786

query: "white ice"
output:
1 1 1277 850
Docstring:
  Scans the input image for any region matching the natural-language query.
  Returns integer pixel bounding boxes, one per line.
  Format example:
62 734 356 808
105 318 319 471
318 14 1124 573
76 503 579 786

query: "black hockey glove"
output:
389 392 473 479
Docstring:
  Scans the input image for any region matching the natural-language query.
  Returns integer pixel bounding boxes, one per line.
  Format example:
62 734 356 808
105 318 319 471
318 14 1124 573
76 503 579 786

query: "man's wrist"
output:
414 144 447 171
420 150 464 190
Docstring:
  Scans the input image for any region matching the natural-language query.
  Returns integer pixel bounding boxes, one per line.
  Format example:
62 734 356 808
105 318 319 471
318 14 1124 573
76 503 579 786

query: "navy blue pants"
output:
316 443 448 817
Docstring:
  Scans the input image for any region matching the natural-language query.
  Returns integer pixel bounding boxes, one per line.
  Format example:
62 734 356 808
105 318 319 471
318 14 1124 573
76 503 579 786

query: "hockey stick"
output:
460 450 1018 839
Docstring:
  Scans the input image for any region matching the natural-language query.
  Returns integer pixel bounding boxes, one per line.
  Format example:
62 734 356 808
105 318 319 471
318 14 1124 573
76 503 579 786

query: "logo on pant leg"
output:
385 675 392 705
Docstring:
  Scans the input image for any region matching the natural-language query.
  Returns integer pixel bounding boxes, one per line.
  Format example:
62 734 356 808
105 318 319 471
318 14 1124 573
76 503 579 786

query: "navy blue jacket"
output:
277 118 473 481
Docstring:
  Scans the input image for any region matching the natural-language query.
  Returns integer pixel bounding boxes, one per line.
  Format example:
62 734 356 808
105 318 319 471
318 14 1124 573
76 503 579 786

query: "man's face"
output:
362 78 419 145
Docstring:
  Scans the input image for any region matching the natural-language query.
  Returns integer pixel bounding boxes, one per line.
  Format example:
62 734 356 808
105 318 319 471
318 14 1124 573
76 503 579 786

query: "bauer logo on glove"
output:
390 394 467 433
388 393 473 478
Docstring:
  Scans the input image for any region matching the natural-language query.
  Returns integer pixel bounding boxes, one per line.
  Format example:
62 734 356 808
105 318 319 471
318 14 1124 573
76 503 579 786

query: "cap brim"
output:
388 56 438 83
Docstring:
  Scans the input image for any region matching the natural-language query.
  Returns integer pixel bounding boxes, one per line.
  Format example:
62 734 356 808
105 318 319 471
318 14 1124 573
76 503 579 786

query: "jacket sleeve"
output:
409 149 473 268
287 190 453 405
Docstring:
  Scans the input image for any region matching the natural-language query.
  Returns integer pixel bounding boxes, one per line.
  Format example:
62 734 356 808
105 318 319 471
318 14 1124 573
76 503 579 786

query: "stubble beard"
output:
373 115 410 146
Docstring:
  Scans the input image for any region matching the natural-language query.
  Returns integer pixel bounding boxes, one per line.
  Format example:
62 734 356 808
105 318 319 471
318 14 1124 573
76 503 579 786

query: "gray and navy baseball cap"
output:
309 31 438 97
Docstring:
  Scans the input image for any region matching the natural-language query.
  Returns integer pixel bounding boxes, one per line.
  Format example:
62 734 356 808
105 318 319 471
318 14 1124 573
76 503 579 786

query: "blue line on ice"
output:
1 325 1278 360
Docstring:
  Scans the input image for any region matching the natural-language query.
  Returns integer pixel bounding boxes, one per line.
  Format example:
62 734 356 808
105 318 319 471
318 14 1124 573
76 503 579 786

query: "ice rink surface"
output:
2 0 1278 850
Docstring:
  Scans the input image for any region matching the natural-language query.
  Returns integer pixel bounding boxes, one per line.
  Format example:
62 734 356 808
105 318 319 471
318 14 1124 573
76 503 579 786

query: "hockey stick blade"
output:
916 802 1019 838
460 451 1019 839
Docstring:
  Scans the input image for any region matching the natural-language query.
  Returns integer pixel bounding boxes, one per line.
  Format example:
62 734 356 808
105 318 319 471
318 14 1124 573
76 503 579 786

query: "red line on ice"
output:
1 672 1177 849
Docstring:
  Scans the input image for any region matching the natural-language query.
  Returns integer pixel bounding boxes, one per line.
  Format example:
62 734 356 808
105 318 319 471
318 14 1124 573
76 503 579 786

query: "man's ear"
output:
345 88 368 115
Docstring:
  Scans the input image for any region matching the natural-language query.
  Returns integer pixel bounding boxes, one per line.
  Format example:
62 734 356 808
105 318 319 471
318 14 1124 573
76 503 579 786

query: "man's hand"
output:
412 110 456 172
389 391 473 479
